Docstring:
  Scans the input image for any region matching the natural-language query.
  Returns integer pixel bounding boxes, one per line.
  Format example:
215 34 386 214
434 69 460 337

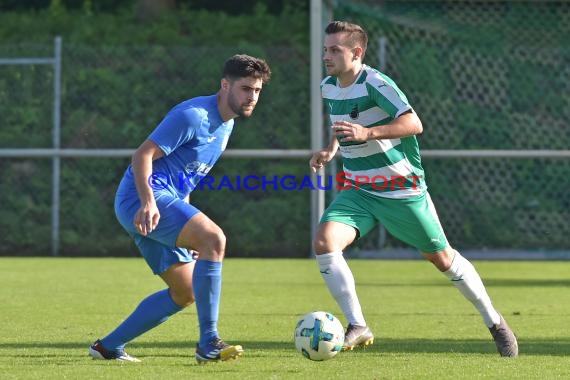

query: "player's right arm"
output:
132 139 164 236
310 134 339 173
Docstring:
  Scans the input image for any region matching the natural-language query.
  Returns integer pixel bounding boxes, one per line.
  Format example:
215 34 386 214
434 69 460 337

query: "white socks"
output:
316 250 500 329
444 253 501 328
316 251 366 326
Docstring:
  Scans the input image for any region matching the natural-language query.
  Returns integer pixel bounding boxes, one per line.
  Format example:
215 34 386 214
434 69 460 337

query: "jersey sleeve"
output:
366 78 412 119
148 108 200 156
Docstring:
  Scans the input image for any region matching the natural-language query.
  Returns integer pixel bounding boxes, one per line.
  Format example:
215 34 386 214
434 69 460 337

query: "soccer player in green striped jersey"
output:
309 21 518 357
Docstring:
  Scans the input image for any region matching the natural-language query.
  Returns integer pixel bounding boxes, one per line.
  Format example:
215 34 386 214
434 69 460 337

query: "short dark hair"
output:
222 54 271 83
325 21 368 57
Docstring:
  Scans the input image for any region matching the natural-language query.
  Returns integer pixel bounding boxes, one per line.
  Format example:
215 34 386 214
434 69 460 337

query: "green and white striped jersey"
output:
321 65 426 199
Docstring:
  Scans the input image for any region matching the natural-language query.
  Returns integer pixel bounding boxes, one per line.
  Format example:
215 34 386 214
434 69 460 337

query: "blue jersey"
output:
117 94 234 200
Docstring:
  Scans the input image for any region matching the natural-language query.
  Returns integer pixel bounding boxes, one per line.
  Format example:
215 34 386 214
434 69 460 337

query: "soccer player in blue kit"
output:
89 54 271 364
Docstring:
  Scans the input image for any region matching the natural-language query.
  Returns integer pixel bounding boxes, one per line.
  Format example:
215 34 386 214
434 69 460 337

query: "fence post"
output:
51 36 62 256
310 0 325 257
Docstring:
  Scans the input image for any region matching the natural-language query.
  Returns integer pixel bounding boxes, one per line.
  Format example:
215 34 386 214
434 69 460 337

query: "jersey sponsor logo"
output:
185 160 213 175
349 104 359 120
336 172 422 191
207 136 217 143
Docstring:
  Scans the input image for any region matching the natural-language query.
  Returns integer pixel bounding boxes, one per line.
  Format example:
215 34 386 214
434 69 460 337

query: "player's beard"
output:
228 93 256 118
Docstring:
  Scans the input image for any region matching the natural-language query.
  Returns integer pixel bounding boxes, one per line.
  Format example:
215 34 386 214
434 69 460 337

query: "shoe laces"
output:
345 324 363 338
489 320 508 338
209 338 229 350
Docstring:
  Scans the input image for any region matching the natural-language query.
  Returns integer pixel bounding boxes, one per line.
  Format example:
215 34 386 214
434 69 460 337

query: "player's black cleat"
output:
195 337 244 364
489 315 519 357
89 339 141 362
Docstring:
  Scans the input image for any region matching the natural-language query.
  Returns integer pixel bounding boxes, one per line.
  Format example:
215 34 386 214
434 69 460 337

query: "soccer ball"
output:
294 311 345 361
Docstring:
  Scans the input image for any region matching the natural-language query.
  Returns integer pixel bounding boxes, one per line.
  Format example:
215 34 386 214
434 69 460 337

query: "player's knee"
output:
170 288 195 307
313 222 356 254
313 235 333 254
196 227 226 258
312 239 326 254
423 247 456 271
209 228 226 252
177 294 195 308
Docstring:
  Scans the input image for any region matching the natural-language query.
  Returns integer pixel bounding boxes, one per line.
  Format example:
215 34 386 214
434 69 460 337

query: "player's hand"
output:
332 121 370 143
134 202 160 236
310 150 335 173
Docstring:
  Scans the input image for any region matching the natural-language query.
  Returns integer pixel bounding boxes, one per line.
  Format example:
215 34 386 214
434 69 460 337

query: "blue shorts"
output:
115 189 200 274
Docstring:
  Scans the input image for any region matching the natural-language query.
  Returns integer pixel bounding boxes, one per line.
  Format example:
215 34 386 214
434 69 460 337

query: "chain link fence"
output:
331 0 570 256
0 42 313 257
1 1 569 257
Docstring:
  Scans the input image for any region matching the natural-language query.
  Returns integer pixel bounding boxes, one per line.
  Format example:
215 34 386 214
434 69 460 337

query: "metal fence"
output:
328 0 570 259
0 38 314 256
0 37 62 256
1 1 570 258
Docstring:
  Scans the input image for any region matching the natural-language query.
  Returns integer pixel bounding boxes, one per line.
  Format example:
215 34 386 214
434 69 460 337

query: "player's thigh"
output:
175 212 226 260
316 190 376 253
124 193 199 276
376 192 448 253
133 234 195 275
117 192 202 249
150 194 202 247
159 261 196 307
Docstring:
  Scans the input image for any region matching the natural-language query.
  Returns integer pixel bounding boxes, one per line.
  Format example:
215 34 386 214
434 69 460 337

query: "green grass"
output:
1 258 569 379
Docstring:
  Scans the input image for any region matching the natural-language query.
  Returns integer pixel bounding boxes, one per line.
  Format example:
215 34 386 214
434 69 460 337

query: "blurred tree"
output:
135 0 176 21
181 0 307 14
0 0 135 11
0 0 308 14
0 0 50 10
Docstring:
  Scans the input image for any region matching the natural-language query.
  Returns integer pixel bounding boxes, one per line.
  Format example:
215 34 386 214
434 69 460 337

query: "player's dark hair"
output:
222 54 271 84
325 21 368 59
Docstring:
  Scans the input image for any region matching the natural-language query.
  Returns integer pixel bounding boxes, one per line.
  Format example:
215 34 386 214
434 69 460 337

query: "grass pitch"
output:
0 257 569 379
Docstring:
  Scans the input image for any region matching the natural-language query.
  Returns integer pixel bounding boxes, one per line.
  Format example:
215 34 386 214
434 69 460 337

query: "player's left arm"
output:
333 110 422 143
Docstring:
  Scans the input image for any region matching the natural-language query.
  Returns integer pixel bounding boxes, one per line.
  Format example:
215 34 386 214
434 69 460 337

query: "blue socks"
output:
100 288 182 351
99 261 223 351
192 260 222 348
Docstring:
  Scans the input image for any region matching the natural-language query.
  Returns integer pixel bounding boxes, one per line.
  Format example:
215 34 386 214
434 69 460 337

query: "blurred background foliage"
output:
0 0 568 257
0 0 312 257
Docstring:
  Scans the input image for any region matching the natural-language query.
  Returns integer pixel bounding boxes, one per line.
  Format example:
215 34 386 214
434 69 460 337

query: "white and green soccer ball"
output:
294 311 344 361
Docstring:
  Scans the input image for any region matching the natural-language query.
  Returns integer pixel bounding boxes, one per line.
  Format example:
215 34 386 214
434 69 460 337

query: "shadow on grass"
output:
358 278 570 288
1 338 568 356
483 278 570 287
